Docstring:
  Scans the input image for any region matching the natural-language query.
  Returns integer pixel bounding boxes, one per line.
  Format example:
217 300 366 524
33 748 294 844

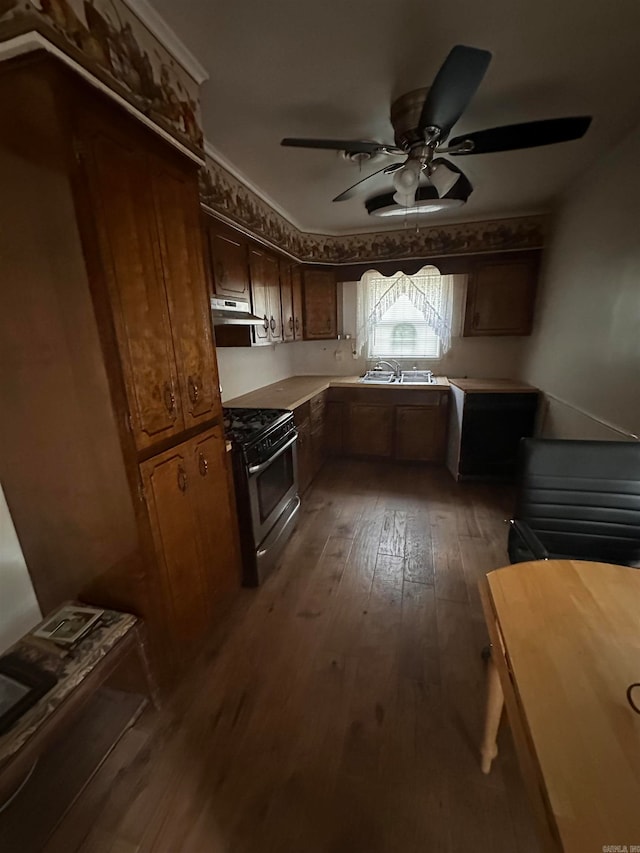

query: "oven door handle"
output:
247 432 297 476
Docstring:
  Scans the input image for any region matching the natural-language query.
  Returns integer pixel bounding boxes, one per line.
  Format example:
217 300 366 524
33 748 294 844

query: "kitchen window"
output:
356 266 455 360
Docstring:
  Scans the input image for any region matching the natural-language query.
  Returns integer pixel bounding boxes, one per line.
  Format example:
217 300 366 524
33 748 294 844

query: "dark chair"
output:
508 438 640 567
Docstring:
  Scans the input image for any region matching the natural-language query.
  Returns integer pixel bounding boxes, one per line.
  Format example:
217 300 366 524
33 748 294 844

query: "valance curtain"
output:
355 266 458 359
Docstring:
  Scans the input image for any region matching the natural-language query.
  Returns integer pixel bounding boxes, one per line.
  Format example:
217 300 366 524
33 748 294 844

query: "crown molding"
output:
120 0 208 84
203 139 308 232
0 32 205 166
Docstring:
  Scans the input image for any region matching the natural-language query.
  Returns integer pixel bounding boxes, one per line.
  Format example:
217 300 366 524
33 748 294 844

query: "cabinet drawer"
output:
310 391 326 426
294 402 311 427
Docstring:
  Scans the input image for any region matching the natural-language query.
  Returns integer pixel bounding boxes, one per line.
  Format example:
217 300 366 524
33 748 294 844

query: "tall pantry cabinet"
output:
0 54 241 683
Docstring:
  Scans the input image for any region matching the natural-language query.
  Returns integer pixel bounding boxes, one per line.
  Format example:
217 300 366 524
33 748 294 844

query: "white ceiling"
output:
149 0 640 235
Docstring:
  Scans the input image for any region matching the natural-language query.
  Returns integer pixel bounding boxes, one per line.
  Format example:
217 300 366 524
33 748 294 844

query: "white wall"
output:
292 279 528 380
520 120 640 441
0 483 41 652
218 341 294 402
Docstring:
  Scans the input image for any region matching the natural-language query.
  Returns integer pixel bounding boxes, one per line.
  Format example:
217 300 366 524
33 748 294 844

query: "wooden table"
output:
479 560 640 851
0 606 156 807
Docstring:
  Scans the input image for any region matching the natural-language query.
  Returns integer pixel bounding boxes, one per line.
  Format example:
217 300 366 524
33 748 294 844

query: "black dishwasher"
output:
459 393 539 479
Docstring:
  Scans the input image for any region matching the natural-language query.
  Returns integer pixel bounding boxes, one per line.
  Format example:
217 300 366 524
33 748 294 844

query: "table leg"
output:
480 651 504 774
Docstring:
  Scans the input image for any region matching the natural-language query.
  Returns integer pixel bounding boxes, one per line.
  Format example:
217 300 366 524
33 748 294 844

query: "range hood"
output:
210 296 264 326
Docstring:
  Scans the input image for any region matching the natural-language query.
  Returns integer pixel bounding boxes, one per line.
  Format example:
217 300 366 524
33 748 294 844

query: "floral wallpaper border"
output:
199 153 547 264
0 0 203 153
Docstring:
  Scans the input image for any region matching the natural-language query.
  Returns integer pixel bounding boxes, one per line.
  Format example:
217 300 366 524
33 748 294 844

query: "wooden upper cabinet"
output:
264 253 282 342
302 269 337 340
280 260 295 342
248 249 270 345
79 117 184 450
205 220 250 301
249 248 283 345
463 258 538 336
151 156 221 429
291 265 304 340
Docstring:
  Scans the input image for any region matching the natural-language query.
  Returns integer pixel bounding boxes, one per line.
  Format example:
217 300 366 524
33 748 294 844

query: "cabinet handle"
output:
177 464 188 493
163 382 176 416
263 315 269 331
295 317 300 332
288 316 294 330
198 452 208 477
270 316 276 332
188 375 200 405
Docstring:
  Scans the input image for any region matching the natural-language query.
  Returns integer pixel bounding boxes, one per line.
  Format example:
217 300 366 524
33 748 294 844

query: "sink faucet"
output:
373 359 401 377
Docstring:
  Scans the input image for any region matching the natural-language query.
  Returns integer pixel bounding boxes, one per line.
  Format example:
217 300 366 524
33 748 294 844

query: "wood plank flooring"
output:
12 460 540 852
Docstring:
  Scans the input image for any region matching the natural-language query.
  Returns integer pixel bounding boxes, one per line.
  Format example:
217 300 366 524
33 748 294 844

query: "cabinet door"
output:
347 404 394 457
190 427 241 603
464 260 537 336
296 419 313 494
264 253 283 342
249 249 270 345
303 269 337 340
79 117 183 449
325 401 345 456
291 265 304 340
151 155 221 428
206 221 250 300
395 400 448 462
140 442 210 658
280 261 295 342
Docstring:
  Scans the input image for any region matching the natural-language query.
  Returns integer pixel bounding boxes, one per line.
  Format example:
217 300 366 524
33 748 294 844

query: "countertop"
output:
449 378 539 394
224 374 450 411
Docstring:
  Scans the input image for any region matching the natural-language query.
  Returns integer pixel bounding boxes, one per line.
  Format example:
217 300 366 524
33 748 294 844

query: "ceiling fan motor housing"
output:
390 87 431 149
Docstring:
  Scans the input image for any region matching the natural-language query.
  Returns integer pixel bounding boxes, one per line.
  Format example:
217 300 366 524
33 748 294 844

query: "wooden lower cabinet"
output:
190 427 241 600
140 426 240 663
294 392 328 493
347 404 394 458
325 401 345 457
395 402 448 462
328 389 449 462
296 418 313 494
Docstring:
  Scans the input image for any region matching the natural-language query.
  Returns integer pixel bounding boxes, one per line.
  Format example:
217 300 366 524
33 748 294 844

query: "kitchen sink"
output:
359 371 396 384
359 370 437 385
399 370 436 385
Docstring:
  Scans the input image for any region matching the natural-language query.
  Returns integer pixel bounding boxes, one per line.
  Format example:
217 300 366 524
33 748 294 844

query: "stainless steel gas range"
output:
224 407 300 586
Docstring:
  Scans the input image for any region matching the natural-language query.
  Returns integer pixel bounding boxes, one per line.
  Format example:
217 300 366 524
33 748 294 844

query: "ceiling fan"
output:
281 45 592 215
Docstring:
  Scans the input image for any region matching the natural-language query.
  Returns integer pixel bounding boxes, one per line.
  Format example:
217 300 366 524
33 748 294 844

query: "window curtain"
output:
355 266 458 359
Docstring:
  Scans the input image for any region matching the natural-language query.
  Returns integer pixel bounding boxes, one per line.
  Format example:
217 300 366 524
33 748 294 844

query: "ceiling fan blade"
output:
448 116 592 154
333 163 404 202
281 137 394 155
419 45 492 139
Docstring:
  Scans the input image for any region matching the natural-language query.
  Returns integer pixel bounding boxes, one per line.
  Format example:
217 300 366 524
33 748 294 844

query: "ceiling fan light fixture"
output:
366 172 472 218
429 161 461 197
392 159 422 193
392 190 418 207
370 196 465 217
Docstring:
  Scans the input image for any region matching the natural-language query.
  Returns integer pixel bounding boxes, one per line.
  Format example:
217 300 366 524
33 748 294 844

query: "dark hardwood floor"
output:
14 460 540 852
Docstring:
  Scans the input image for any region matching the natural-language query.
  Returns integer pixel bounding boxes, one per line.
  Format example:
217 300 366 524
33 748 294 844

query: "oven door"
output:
247 434 298 548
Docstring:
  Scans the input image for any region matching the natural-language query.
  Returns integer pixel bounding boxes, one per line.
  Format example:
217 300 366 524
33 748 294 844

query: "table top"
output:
449 377 538 393
485 560 640 849
0 606 138 766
